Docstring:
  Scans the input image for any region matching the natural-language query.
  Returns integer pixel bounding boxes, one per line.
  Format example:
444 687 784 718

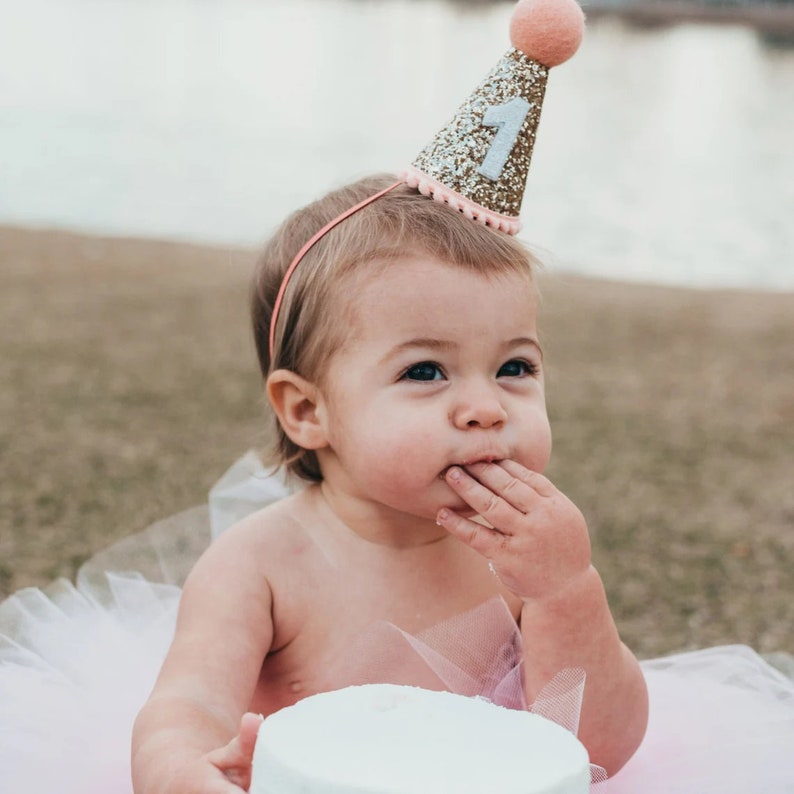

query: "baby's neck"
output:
316 481 449 549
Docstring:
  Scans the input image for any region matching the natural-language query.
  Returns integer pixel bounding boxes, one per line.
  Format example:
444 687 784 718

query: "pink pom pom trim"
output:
401 166 522 235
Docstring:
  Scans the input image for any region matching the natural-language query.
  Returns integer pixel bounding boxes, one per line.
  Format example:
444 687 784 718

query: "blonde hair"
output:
251 173 538 481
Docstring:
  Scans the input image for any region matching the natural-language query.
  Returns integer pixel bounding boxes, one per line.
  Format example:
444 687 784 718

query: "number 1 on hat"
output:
477 97 531 182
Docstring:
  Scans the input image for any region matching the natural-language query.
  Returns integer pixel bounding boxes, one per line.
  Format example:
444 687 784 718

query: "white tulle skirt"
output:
2 453 793 793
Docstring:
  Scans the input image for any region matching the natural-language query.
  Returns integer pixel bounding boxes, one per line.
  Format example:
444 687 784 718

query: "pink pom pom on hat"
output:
403 0 584 234
510 0 584 67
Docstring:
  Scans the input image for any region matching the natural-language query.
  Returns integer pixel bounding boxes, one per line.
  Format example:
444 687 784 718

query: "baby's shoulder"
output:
180 488 321 612
210 487 317 560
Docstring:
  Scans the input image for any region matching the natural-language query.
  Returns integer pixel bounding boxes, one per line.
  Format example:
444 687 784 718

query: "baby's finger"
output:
436 507 508 557
444 467 519 532
499 459 557 498
237 712 263 761
464 461 541 513
208 713 263 789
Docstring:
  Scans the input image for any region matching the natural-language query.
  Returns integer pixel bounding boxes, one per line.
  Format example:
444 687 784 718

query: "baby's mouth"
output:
438 458 504 479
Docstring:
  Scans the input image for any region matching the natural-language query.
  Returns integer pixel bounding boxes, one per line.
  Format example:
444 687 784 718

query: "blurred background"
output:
1 0 792 658
1 0 793 287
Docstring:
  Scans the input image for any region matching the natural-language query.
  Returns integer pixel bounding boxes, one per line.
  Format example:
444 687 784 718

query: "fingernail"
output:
437 509 449 522
447 467 461 481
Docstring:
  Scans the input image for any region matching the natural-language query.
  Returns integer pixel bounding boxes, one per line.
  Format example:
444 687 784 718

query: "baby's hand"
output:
437 460 591 602
205 712 263 791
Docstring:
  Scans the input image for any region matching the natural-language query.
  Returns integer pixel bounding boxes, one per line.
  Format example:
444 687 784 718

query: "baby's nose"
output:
450 382 508 429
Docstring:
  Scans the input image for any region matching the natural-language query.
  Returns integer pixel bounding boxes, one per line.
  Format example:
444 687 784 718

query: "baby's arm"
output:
131 529 274 794
437 460 648 775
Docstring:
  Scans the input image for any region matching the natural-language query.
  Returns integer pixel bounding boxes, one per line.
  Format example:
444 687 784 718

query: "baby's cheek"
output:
515 423 553 473
390 444 433 479
380 435 440 484
529 437 552 472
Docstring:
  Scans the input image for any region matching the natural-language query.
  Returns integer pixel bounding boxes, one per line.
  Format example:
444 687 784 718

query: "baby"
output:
131 174 648 793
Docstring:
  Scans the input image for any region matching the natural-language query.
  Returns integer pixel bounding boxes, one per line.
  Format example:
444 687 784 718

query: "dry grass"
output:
539 275 794 656
1 225 792 658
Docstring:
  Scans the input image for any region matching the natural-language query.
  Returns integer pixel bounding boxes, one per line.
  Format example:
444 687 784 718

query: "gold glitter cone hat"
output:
402 0 584 235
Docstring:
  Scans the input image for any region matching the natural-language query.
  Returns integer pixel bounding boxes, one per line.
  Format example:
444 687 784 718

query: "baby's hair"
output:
251 173 539 481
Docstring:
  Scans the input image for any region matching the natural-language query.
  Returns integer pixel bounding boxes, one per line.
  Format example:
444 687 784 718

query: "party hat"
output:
402 0 584 235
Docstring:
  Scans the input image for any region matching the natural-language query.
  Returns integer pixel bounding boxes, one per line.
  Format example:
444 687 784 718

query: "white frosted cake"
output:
250 684 590 794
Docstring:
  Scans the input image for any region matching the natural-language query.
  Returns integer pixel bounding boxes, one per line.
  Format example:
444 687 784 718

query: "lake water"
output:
1 0 792 289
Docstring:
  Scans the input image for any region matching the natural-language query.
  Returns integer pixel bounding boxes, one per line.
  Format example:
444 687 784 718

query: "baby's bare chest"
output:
247 545 519 716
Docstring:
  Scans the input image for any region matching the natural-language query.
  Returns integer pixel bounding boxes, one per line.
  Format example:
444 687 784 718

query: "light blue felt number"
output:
477 97 531 181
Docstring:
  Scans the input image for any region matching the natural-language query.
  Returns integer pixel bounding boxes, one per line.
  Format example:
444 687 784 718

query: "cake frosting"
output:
250 684 590 794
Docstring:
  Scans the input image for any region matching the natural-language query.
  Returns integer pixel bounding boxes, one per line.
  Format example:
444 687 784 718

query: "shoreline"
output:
584 0 794 38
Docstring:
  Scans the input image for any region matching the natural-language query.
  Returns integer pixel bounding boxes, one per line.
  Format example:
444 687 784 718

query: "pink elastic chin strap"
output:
268 181 403 359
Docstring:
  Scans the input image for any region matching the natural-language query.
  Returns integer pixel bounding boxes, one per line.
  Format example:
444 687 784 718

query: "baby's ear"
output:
266 369 329 450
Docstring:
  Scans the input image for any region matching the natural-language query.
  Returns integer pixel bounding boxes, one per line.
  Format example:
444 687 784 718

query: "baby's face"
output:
316 254 551 522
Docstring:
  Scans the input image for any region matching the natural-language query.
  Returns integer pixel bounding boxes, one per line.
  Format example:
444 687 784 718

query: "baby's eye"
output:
402 362 445 381
497 359 538 378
